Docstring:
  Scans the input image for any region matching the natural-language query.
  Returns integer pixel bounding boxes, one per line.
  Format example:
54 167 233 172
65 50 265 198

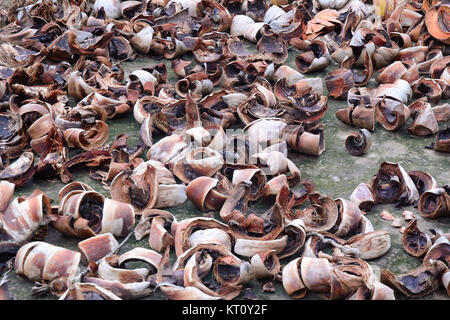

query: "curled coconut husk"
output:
55 187 135 238
0 183 51 243
0 151 35 187
377 61 407 84
174 217 233 257
134 209 177 250
110 162 158 214
97 248 161 284
425 2 450 45
375 98 411 131
380 260 447 298
231 168 267 201
370 161 419 205
147 134 188 164
0 111 28 159
407 99 439 136
256 34 288 64
428 127 450 153
432 103 450 122
418 186 450 219
423 235 450 267
402 220 431 257
325 68 354 99
347 281 395 300
63 120 109 151
408 170 438 196
219 181 286 241
349 183 376 212
14 241 81 296
171 147 224 184
336 103 376 132
411 78 443 104
333 198 363 237
77 232 119 265
282 124 325 156
278 219 307 259
296 193 339 233
250 250 280 279
282 257 332 299
345 129 372 156
186 176 232 211
295 40 329 73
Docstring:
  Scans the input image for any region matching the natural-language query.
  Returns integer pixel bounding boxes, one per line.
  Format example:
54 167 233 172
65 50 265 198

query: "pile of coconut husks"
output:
0 0 448 300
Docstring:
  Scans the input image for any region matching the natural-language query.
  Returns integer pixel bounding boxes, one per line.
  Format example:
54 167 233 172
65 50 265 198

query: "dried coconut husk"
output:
250 250 280 279
377 61 407 84
430 56 450 79
277 219 307 259
186 175 232 211
325 68 354 99
411 78 443 103
336 97 376 132
345 129 372 156
63 120 109 151
295 40 329 73
219 181 286 241
423 235 450 267
402 220 431 257
376 79 412 104
375 98 411 131
296 193 339 233
199 90 238 129
110 162 158 214
0 152 35 187
195 0 232 34
347 281 395 300
173 217 233 257
281 91 328 124
0 185 51 243
389 31 412 49
432 103 450 122
425 2 450 45
408 170 438 196
173 243 252 295
154 94 201 134
133 96 175 125
134 209 177 252
188 253 245 300
61 150 112 184
256 34 288 64
417 49 443 74
281 123 325 156
55 189 135 238
371 162 419 205
230 15 267 43
418 186 450 219
0 111 29 159
333 198 363 237
175 72 214 99
381 260 447 298
407 100 439 136
350 183 376 212
15 242 80 296
427 127 450 153
81 277 152 300
171 147 224 184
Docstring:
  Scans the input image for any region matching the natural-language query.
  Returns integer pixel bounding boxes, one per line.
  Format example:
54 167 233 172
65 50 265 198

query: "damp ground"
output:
3 39 449 300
